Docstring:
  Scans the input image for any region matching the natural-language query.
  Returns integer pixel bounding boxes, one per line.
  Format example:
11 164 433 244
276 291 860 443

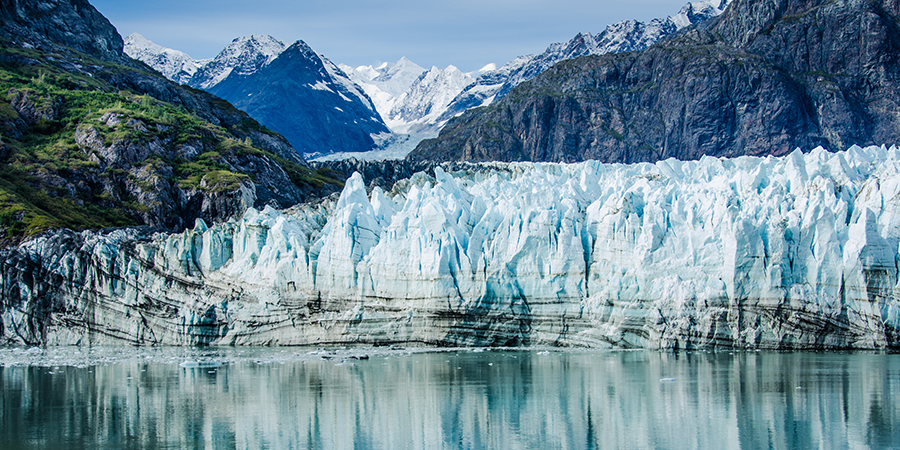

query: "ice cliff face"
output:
3 146 900 348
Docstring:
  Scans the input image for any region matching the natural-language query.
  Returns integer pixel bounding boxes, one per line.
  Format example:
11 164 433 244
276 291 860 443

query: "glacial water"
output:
0 347 898 449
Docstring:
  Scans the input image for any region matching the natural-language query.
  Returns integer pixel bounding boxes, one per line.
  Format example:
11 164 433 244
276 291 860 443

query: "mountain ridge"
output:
435 0 732 125
127 34 390 158
128 0 729 159
410 0 900 163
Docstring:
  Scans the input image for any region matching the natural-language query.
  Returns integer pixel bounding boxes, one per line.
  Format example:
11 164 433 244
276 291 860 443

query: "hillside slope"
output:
0 0 342 243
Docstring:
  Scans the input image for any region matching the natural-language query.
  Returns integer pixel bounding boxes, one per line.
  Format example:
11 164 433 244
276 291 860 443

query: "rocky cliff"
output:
3 146 899 349
410 0 900 163
0 0 124 62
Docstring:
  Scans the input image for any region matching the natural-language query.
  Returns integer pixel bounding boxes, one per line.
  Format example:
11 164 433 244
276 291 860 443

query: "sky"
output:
91 0 692 73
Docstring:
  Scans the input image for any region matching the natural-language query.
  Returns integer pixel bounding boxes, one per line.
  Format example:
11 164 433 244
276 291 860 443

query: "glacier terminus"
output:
2 146 899 349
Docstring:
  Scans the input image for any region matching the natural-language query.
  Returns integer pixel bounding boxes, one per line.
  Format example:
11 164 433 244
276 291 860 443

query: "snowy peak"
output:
387 65 474 133
338 58 476 135
593 19 674 54
189 34 287 89
339 57 434 131
670 0 730 29
340 57 427 112
124 33 386 157
341 57 426 97
124 33 208 85
372 57 426 90
205 39 388 158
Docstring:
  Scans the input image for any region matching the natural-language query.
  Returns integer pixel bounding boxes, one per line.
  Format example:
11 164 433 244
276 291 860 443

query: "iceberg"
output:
2 146 899 349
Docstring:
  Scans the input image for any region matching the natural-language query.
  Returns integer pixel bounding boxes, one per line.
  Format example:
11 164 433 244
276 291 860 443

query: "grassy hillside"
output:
0 41 342 242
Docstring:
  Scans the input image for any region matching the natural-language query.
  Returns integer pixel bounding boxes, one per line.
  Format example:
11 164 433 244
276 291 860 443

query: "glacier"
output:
2 146 900 348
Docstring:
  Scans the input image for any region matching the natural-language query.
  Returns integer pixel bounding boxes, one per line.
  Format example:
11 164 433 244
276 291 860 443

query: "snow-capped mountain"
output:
207 40 389 158
386 65 473 134
123 34 388 158
340 57 426 107
439 0 731 121
339 58 427 125
336 58 475 155
189 34 286 89
341 59 476 135
333 0 731 142
126 0 729 161
124 33 209 85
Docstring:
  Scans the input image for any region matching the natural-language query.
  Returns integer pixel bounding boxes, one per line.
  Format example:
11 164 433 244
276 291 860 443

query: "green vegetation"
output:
0 42 342 241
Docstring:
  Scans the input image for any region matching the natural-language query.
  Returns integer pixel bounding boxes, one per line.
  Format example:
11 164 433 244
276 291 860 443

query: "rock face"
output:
411 0 900 163
0 0 125 62
3 146 899 349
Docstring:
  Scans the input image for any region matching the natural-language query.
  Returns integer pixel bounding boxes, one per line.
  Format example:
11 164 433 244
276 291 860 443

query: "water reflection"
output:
1 350 898 449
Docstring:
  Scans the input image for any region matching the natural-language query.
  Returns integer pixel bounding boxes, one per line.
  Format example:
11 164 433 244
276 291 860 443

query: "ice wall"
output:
3 146 900 348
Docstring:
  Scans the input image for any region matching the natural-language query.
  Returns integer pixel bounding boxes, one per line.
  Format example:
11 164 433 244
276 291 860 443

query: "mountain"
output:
125 1 727 159
340 59 475 135
385 65 474 134
4 146 900 348
188 34 286 89
206 40 390 159
123 33 209 85
125 34 390 159
339 57 427 117
411 0 900 163
126 34 286 89
331 1 729 141
0 0 341 242
437 0 731 123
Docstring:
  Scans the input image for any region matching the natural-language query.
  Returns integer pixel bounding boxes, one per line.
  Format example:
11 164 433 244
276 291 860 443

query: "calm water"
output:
0 347 898 449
